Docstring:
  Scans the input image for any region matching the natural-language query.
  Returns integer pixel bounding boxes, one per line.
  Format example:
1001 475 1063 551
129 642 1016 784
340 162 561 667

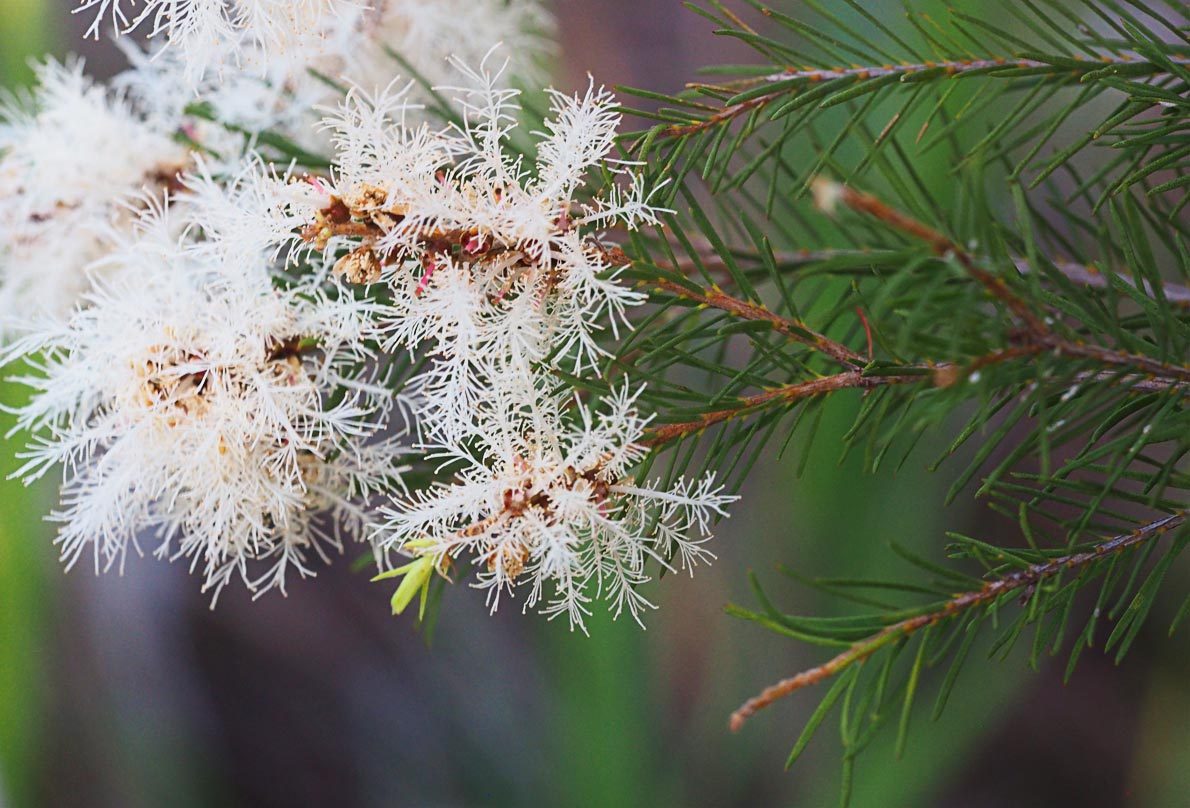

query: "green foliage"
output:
607 0 1189 799
623 0 1189 215
0 2 52 804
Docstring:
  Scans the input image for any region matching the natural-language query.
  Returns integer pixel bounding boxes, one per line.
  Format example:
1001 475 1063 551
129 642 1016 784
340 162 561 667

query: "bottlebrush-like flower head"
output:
378 376 736 631
0 59 189 334
296 55 667 439
4 180 404 601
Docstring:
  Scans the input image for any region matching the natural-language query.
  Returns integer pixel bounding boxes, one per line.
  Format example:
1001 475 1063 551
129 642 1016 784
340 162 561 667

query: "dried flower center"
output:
132 334 313 427
133 344 211 425
300 184 536 291
489 540 531 579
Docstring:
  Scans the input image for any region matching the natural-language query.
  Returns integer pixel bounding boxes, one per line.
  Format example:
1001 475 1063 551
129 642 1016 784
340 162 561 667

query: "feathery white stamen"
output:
0 59 188 334
5 168 406 600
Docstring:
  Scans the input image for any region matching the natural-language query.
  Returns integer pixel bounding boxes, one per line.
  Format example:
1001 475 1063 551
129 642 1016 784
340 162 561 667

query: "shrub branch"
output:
664 54 1190 138
819 181 1190 385
729 512 1187 732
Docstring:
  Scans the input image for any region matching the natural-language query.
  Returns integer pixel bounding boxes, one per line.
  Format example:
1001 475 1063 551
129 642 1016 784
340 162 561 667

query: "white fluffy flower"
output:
110 0 552 157
2 22 739 625
0 59 189 334
5 178 404 601
298 57 666 437
346 0 552 93
281 56 729 628
379 376 736 630
76 0 352 83
179 155 321 264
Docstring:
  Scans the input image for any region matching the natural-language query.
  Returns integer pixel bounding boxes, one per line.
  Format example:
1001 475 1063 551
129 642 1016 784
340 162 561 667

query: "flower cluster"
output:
1 2 552 332
0 59 189 332
301 60 659 432
6 171 405 601
109 0 552 158
3 12 739 626
76 1 351 81
382 377 733 629
291 57 736 628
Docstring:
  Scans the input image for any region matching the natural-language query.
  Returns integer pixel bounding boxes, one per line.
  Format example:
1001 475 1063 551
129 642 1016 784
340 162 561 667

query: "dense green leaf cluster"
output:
608 0 1188 797
624 0 1189 214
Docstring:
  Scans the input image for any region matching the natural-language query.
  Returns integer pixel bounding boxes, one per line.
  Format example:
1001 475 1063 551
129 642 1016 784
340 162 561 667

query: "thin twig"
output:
754 54 1190 86
1071 371 1190 395
664 96 773 138
602 245 867 368
729 512 1186 732
643 356 1187 448
1054 341 1190 384
663 55 1190 138
648 276 866 368
642 370 925 447
820 181 1190 385
819 180 1051 334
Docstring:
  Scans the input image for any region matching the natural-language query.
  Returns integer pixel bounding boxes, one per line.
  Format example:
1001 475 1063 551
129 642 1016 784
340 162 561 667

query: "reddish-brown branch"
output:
950 315 1190 388
820 180 1051 335
650 276 866 368
644 352 1186 448
665 96 775 138
643 370 929 447
662 55 1189 139
1054 341 1190 385
856 307 874 360
729 512 1186 733
753 55 1188 87
820 182 1190 385
1071 371 1189 395
599 245 866 368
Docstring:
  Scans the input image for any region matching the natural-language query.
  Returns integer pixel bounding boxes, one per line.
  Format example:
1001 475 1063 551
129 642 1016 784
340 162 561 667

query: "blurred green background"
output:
2 2 1188 807
1 4 51 807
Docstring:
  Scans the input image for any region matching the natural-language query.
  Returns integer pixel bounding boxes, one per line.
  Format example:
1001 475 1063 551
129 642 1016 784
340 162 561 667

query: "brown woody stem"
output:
755 55 1190 87
648 276 866 368
822 181 1051 335
642 370 924 447
665 55 1190 138
642 355 1187 448
599 244 866 368
729 512 1186 732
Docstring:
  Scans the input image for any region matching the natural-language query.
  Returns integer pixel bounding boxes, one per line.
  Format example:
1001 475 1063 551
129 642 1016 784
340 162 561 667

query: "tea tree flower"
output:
110 0 552 156
76 0 352 83
379 378 736 631
1 22 739 628
281 55 730 627
179 156 319 265
0 59 188 333
5 189 404 601
299 58 665 437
